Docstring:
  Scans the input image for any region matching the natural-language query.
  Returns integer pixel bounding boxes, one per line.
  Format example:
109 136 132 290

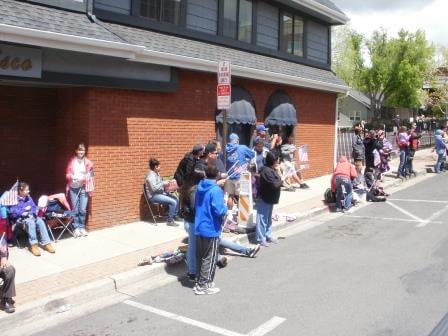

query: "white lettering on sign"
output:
0 44 42 79
217 60 231 85
217 84 231 110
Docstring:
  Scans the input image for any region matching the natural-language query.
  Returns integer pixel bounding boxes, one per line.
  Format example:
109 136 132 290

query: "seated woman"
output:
0 233 16 314
9 182 55 256
331 156 358 212
280 135 309 189
145 158 179 226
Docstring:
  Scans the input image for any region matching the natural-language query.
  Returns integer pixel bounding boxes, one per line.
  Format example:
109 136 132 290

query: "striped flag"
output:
85 170 95 193
0 181 19 206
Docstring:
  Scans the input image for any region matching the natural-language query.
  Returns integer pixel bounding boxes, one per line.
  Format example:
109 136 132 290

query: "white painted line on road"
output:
416 204 448 228
247 316 286 336
348 215 432 223
388 199 448 204
387 201 424 222
123 300 285 336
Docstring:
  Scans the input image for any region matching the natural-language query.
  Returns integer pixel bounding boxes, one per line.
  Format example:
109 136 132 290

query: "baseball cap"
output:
229 133 239 142
256 125 268 132
192 144 205 155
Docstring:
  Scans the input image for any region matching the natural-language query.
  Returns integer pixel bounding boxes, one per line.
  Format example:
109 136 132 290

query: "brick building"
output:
0 0 348 229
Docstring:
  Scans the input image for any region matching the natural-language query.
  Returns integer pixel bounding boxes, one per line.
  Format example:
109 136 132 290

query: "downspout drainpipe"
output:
85 0 96 22
334 91 349 169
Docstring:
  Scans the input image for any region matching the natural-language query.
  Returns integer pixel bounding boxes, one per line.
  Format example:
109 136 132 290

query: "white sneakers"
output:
73 228 88 238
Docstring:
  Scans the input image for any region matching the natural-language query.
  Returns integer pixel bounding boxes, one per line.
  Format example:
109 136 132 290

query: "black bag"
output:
324 188 336 204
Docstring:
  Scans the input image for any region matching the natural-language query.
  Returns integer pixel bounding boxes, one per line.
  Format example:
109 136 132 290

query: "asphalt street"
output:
35 173 448 336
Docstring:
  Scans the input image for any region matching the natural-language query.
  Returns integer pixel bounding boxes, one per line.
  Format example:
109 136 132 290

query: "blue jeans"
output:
150 193 179 221
220 238 251 256
335 176 352 210
184 220 196 275
435 151 446 173
24 216 51 245
69 187 89 230
397 149 408 177
256 199 273 243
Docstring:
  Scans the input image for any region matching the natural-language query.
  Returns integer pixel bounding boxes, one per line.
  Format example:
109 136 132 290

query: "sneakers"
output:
249 244 261 258
43 244 55 253
167 220 179 227
267 237 278 244
260 241 270 247
0 299 15 314
80 228 88 236
187 273 196 282
73 228 82 238
300 183 310 189
194 286 220 295
217 256 228 269
30 244 41 256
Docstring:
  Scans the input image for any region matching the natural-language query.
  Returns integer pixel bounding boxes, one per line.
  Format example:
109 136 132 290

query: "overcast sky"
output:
332 0 447 47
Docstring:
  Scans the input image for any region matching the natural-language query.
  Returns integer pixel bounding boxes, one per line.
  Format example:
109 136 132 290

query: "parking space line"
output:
417 204 448 228
388 199 448 204
387 201 424 222
123 300 285 336
348 215 425 223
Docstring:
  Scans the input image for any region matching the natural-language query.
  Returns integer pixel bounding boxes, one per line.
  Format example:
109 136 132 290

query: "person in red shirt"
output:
331 156 358 212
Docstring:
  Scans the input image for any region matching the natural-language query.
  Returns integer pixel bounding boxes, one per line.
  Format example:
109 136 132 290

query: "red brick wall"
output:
0 70 336 229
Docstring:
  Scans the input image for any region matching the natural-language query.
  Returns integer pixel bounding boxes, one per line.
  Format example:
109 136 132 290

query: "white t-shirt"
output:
71 159 87 188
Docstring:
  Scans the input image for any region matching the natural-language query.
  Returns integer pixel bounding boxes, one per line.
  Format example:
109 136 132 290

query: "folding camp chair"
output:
142 184 166 225
42 197 75 242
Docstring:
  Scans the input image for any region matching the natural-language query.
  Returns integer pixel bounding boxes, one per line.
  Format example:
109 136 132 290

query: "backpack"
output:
324 188 336 204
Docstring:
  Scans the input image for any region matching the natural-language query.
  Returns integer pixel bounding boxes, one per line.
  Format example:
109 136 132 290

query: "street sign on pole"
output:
217 61 231 85
217 84 231 110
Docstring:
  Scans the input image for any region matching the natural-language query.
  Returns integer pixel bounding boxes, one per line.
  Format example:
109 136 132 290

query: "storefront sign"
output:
0 44 42 78
217 84 231 110
217 60 231 85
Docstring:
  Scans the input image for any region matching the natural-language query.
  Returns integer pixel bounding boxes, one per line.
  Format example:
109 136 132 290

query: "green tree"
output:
332 26 364 90
360 29 434 118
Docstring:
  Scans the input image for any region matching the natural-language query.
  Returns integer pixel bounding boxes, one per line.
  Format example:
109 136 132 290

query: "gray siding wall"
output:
256 1 279 50
338 96 370 128
307 21 329 64
186 0 218 35
95 0 131 15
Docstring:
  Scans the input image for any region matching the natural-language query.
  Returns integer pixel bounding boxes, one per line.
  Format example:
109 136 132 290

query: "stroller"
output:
364 168 388 202
37 193 75 242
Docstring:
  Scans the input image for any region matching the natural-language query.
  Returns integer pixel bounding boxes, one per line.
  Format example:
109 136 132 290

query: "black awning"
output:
216 86 256 125
265 91 297 126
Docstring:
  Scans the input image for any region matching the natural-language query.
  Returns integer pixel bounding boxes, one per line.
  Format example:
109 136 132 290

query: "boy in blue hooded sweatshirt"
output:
194 164 227 295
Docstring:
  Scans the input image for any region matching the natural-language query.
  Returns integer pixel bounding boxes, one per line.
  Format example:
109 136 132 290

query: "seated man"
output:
145 158 179 226
280 135 309 189
0 233 16 314
331 156 357 212
9 182 55 256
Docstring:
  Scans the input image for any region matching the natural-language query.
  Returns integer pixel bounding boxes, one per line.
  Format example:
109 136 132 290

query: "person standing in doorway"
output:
65 143 94 237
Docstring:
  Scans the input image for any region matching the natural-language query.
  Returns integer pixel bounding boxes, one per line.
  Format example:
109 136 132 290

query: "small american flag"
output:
85 170 95 193
0 181 19 206
0 232 7 255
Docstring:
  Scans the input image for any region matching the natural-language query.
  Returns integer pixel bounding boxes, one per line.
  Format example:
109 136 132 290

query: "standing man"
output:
393 115 401 135
352 126 365 165
194 164 227 295
225 133 255 199
408 122 421 176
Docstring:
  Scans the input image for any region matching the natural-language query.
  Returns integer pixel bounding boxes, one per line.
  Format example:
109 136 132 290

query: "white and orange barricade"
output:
238 172 254 228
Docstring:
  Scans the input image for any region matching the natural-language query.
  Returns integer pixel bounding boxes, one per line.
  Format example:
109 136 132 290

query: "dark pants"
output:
0 265 16 299
408 149 416 173
196 236 219 288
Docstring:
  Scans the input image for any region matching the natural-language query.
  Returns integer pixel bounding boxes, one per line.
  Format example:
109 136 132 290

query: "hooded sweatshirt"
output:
194 179 228 238
226 143 255 180
435 130 446 154
331 156 358 192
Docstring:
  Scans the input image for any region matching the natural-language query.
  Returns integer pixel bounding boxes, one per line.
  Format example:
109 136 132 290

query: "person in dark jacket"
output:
352 126 365 164
174 144 204 188
194 164 227 295
256 152 283 247
0 233 16 314
363 130 383 170
408 122 421 176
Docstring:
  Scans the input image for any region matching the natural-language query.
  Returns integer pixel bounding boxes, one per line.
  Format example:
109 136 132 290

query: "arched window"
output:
216 85 256 146
264 90 297 140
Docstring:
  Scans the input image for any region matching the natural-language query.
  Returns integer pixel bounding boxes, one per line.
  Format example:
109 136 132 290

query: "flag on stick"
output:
0 181 19 206
85 170 95 193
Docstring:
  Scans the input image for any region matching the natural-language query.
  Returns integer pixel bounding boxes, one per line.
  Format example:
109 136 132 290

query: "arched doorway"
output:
264 90 297 141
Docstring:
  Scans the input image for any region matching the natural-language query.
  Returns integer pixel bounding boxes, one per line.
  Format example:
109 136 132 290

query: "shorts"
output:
224 179 240 196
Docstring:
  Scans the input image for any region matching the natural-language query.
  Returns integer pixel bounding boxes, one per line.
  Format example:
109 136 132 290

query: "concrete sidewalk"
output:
0 147 438 327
